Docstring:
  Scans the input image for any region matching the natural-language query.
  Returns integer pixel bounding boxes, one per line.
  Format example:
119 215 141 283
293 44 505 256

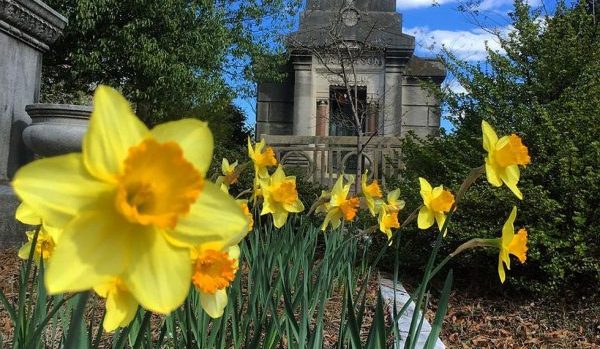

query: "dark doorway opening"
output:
329 86 367 136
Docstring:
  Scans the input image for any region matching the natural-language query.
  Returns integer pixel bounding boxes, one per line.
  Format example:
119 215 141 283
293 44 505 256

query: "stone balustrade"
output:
261 134 402 187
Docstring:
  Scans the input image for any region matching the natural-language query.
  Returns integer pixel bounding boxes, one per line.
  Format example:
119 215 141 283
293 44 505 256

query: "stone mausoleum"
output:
256 0 446 138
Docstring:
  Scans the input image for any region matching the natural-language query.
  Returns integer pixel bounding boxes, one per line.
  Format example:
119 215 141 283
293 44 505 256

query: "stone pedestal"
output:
0 0 67 181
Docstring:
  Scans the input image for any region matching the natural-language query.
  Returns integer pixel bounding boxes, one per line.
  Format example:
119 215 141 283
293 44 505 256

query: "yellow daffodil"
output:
258 165 304 228
218 158 238 192
497 206 528 283
12 86 247 315
482 121 531 200
247 137 277 179
94 277 138 332
380 189 405 213
376 189 405 240
361 171 382 216
237 199 254 232
321 175 360 231
378 210 400 240
314 190 331 214
417 178 455 234
191 242 240 318
16 203 61 265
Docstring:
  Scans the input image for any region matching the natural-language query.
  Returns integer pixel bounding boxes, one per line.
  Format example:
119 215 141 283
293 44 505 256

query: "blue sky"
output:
235 0 553 132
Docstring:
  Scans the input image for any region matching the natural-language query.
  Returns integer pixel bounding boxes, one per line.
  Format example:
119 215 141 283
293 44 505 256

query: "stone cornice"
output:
0 0 67 52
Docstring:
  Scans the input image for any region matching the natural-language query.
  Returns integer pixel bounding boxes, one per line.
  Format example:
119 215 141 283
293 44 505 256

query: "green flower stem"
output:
406 166 484 348
428 238 500 283
234 188 253 200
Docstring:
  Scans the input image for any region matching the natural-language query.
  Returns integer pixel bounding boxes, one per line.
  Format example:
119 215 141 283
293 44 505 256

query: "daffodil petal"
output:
482 120 498 152
126 231 191 314
500 166 523 199
84 86 149 182
45 210 132 294
417 206 434 230
173 182 247 247
200 289 229 319
502 206 517 243
151 119 213 177
485 162 502 187
15 203 41 225
434 212 447 234
321 209 342 231
103 287 139 332
12 154 112 228
271 210 289 228
284 200 305 213
418 178 432 202
498 257 506 283
227 245 240 261
18 241 33 260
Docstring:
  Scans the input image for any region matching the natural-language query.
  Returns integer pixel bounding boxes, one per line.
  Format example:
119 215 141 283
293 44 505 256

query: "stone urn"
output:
23 104 92 157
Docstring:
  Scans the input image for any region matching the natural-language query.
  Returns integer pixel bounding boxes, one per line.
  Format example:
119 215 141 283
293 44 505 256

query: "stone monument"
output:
0 0 67 246
256 0 446 138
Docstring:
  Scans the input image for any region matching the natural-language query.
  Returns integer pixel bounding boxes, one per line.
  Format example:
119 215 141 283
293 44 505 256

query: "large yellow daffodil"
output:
12 86 247 315
417 178 455 233
191 242 240 318
482 121 530 200
321 175 360 231
361 171 382 216
258 165 304 228
497 206 528 283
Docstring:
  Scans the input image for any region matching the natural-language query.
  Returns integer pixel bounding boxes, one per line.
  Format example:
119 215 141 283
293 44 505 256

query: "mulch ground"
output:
412 276 600 349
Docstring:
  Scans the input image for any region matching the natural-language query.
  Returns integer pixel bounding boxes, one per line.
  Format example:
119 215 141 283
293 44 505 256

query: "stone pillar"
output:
0 0 67 248
0 0 67 181
316 99 329 136
291 51 314 136
367 101 378 135
382 49 411 136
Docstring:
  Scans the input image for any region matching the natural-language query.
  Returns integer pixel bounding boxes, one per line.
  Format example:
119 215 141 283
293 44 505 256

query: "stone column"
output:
316 99 329 136
0 0 67 181
291 51 314 136
382 49 411 136
367 101 378 135
0 0 67 248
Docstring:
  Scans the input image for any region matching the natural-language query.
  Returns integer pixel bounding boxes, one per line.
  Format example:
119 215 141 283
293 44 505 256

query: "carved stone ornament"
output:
0 0 67 51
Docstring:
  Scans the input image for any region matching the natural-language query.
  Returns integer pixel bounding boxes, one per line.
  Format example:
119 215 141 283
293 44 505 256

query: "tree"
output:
41 0 301 126
391 0 600 292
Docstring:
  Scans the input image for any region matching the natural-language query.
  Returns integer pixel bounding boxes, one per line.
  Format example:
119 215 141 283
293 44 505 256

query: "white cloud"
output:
404 26 510 61
444 79 467 94
396 0 540 11
395 0 455 10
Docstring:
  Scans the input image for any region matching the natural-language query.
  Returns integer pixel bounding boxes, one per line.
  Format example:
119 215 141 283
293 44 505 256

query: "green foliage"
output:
41 0 300 125
389 0 600 293
3 220 454 348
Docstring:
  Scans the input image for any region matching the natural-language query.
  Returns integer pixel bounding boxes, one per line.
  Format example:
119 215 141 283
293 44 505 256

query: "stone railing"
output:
261 135 402 187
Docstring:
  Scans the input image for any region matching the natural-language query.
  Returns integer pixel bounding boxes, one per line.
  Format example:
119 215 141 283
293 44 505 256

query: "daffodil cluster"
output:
245 139 305 228
12 86 250 331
